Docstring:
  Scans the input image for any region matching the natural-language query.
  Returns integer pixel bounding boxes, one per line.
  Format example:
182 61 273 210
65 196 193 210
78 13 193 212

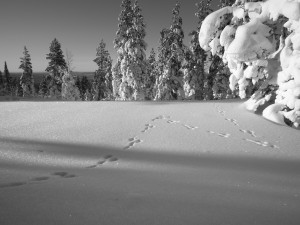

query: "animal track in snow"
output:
182 124 198 130
31 176 50 181
0 181 27 188
52 172 77 178
167 120 181 124
208 131 231 138
86 155 119 168
243 138 279 149
141 123 156 133
151 115 171 122
225 118 239 126
239 129 257 138
124 137 143 150
0 172 77 189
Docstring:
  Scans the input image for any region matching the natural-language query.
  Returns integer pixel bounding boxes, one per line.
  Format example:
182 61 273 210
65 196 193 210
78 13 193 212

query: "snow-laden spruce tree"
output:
0 70 4 95
183 0 212 100
61 72 81 101
199 0 300 128
45 38 67 98
145 48 158 100
112 61 122 99
93 39 113 101
19 46 34 97
114 0 148 100
3 62 11 95
154 2 185 100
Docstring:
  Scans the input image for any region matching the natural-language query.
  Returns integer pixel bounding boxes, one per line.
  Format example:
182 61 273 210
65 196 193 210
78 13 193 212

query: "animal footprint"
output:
31 177 50 182
243 138 279 149
124 137 143 150
208 131 230 138
167 120 180 124
0 182 27 188
152 115 171 122
141 123 156 133
52 172 76 178
218 133 231 138
183 124 198 130
240 129 257 137
86 155 119 168
225 118 239 126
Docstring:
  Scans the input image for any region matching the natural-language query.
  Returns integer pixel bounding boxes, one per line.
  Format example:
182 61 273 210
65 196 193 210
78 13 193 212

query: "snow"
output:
0 101 300 225
199 7 233 51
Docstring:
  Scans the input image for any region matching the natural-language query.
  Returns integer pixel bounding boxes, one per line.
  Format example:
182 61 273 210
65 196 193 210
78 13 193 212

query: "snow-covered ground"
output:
0 100 299 225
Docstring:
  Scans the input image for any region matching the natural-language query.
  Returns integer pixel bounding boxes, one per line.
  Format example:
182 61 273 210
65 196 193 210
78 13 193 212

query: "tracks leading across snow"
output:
210 103 280 149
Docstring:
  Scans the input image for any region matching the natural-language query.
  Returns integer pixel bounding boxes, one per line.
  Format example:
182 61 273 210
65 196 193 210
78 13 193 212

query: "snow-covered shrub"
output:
199 0 300 128
61 71 81 101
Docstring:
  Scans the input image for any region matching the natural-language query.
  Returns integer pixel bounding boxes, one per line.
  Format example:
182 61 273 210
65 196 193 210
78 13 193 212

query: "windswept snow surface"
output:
0 101 300 225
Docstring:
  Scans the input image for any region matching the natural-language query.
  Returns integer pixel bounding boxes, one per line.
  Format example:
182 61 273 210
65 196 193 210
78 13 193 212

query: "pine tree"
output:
39 75 50 97
207 0 235 100
81 76 92 97
19 46 34 97
112 61 122 99
183 0 212 100
61 72 81 101
45 38 67 98
145 48 158 100
154 2 185 100
0 70 4 95
93 39 113 100
3 62 12 95
114 0 148 100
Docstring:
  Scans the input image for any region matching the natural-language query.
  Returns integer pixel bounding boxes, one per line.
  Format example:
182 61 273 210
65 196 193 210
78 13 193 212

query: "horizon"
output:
0 0 219 73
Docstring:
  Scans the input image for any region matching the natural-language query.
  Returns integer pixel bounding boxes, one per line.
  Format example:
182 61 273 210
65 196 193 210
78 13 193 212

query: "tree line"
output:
1 0 257 101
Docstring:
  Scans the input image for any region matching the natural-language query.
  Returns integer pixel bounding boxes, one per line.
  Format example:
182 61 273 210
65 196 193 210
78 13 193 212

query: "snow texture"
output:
0 101 299 225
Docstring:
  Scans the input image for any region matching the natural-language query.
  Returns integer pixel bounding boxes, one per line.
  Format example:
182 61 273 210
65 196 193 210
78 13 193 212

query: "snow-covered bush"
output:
61 71 81 101
199 0 300 128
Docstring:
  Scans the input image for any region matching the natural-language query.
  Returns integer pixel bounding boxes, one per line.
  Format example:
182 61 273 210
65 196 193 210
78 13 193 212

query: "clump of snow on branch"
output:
199 0 300 128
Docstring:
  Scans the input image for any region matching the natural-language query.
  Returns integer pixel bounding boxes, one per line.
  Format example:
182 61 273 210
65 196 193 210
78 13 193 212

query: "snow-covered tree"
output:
154 2 185 100
114 0 134 100
3 62 11 94
183 0 212 100
0 70 4 95
114 0 148 100
93 39 113 100
39 75 49 97
145 48 158 100
112 61 122 100
199 0 300 128
45 38 67 98
61 71 81 101
19 46 34 97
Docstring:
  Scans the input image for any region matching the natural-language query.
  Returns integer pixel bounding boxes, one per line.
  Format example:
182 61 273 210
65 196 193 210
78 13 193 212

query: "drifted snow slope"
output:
0 101 299 225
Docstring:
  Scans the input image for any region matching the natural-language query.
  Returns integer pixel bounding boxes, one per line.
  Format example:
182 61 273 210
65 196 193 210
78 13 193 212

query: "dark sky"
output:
0 0 219 72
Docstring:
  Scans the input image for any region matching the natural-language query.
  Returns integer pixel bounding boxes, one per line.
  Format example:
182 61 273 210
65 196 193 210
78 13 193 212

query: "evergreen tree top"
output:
94 39 112 71
19 46 32 73
45 38 67 73
4 61 10 75
195 0 213 29
170 2 184 39
114 0 134 49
